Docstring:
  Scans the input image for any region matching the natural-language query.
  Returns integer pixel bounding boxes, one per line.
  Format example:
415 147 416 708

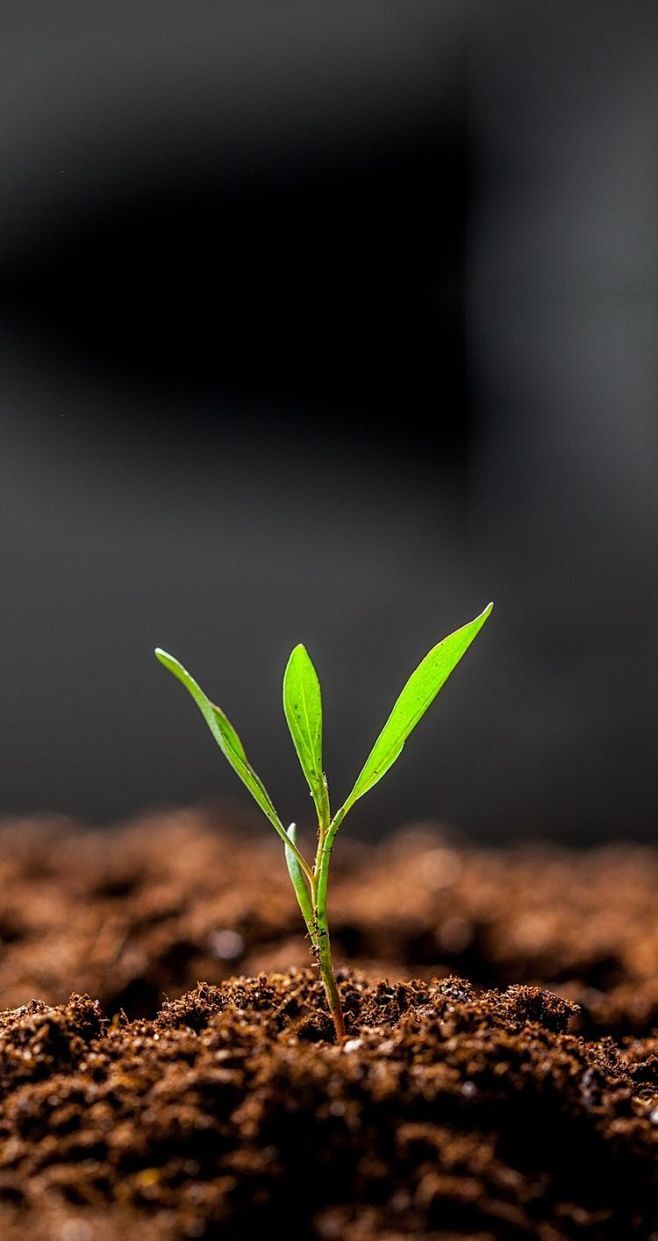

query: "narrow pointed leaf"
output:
155 647 286 840
283 644 330 828
343 602 493 813
285 823 314 929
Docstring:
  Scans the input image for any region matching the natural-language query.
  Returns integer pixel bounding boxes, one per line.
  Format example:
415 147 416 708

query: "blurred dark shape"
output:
0 2 656 838
3 134 467 446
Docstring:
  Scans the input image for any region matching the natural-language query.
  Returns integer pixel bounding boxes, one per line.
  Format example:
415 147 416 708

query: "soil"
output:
0 808 655 1239
0 809 656 1036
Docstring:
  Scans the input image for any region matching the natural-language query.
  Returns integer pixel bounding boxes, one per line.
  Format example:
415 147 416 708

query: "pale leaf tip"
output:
154 647 176 670
285 642 309 672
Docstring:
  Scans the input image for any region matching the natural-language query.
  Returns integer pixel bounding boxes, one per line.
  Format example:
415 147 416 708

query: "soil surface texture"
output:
0 809 656 1036
0 809 655 1239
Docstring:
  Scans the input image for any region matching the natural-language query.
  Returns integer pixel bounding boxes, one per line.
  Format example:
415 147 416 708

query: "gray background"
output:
0 2 656 839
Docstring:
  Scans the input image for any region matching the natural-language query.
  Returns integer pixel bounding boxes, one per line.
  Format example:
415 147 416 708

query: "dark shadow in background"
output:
4 131 468 442
0 1 656 839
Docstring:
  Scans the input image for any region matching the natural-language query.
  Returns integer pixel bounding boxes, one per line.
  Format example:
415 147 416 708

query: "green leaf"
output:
285 823 314 929
342 602 493 813
155 647 287 842
283 644 330 828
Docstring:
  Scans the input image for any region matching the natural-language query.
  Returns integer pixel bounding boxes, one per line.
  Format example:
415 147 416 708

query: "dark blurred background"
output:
0 1 656 839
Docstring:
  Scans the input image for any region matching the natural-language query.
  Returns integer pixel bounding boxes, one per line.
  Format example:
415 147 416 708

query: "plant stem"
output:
312 822 346 1040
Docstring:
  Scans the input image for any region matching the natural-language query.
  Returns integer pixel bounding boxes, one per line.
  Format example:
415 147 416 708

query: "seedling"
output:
155 602 492 1039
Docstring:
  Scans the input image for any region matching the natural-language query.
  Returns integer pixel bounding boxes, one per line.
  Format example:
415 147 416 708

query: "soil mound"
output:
0 971 655 1240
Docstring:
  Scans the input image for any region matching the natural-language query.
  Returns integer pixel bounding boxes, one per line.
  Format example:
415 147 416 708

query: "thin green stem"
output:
285 804 346 1040
309 808 347 1041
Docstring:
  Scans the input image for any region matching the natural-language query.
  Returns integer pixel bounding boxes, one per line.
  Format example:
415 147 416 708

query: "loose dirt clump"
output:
0 970 655 1240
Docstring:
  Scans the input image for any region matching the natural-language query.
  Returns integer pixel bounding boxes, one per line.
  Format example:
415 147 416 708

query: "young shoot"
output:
155 602 493 1039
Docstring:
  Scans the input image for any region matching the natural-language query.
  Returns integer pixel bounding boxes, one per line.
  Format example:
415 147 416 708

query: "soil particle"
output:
0 971 654 1240
0 994 103 1091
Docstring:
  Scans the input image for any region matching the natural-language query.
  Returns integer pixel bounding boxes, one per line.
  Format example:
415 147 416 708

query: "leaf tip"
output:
284 644 315 692
154 648 183 677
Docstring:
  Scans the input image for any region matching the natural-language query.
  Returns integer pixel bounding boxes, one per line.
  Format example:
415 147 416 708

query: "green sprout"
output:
155 602 493 1039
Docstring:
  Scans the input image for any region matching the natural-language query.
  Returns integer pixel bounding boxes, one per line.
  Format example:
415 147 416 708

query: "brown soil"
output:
0 809 656 1035
0 974 656 1240
0 809 656 1239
